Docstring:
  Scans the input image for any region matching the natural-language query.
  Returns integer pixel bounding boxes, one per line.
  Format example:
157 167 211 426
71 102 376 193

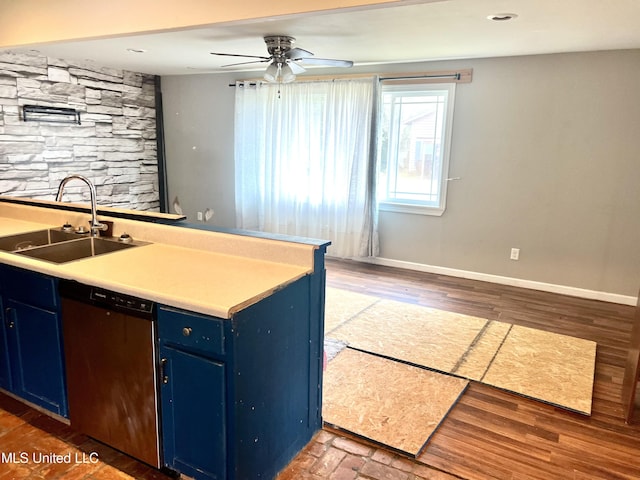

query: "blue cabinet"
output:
160 345 226 480
158 273 324 480
0 265 68 417
159 308 227 479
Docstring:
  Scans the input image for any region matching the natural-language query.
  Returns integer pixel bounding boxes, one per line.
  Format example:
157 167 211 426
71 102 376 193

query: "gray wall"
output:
162 49 640 297
162 73 237 226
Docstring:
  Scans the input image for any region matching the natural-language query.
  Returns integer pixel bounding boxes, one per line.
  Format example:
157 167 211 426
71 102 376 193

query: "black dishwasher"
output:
59 280 161 468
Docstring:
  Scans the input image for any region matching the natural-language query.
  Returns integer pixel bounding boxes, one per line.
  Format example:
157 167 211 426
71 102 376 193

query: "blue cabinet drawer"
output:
1 265 58 310
158 307 225 356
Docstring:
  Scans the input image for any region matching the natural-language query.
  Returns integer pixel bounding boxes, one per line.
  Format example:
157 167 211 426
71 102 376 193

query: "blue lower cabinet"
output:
0 265 67 417
158 273 323 480
4 299 68 416
160 345 226 480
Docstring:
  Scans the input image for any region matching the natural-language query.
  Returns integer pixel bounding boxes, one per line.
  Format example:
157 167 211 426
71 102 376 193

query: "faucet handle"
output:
90 220 113 237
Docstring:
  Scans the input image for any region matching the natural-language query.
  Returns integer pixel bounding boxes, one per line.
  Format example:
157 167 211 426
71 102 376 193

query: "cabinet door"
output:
5 299 67 416
161 345 226 480
0 297 11 390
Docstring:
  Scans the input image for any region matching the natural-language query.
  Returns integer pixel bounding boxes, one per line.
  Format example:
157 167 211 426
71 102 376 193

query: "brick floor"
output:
0 393 172 480
0 391 458 479
276 428 462 480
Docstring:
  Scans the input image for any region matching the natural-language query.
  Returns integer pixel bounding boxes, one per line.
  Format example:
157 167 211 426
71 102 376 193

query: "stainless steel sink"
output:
0 229 79 252
0 228 148 264
14 237 140 264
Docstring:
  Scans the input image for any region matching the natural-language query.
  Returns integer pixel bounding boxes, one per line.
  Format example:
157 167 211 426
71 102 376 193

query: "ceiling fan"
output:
211 35 354 83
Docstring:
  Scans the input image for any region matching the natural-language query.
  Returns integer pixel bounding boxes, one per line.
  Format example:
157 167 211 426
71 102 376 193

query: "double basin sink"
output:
0 228 146 264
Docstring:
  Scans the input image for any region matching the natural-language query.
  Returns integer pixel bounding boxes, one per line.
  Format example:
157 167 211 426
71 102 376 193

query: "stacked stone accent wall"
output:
0 51 159 211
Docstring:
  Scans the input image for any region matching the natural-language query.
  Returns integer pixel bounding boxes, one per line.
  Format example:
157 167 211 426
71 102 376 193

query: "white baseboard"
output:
356 256 637 306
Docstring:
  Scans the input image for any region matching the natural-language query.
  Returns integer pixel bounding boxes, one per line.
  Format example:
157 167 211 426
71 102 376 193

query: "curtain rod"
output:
229 70 470 87
379 73 461 81
229 75 457 87
229 82 261 87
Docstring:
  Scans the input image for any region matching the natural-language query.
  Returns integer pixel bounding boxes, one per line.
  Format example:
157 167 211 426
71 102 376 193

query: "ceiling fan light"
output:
264 63 279 82
280 64 296 83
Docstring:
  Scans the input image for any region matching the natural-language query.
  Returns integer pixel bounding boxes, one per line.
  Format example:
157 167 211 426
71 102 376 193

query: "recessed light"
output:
126 48 147 54
487 13 518 21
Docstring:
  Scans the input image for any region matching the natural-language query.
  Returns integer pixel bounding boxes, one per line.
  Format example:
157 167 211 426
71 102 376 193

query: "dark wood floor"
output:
320 258 640 480
1 258 639 479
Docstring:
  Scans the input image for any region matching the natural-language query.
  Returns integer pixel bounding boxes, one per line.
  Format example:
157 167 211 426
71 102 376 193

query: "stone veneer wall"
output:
0 51 159 211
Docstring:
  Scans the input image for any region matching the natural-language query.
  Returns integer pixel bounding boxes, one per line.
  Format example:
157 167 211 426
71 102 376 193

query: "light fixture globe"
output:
264 63 279 82
263 61 297 83
280 64 296 83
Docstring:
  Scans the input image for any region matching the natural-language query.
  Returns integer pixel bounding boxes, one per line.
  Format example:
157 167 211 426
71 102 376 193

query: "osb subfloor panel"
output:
482 324 597 414
330 298 489 373
455 320 512 380
327 288 596 415
325 287 378 334
322 348 468 457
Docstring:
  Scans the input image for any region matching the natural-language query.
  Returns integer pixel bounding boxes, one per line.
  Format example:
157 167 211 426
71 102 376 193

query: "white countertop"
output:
0 202 320 318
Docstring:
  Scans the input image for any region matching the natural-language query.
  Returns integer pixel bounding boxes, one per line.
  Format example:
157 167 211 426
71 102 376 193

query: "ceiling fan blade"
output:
210 52 271 61
297 57 354 68
220 59 272 68
286 47 314 60
287 61 306 74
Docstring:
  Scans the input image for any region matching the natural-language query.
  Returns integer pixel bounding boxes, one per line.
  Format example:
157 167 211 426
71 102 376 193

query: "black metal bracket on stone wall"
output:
22 105 81 125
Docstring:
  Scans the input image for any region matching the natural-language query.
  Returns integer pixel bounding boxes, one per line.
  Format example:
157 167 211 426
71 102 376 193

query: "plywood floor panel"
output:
323 348 468 457
330 299 489 373
481 325 597 414
454 321 512 380
325 287 378 333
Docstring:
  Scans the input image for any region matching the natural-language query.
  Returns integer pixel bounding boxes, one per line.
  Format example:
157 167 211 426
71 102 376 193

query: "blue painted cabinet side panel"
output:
160 344 226 480
309 248 327 428
229 275 322 479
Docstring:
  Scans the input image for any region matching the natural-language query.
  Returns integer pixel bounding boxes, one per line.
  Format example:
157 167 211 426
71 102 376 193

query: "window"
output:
376 83 456 216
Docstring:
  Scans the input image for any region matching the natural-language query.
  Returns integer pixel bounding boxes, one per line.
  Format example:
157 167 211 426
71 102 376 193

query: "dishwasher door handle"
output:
160 357 169 384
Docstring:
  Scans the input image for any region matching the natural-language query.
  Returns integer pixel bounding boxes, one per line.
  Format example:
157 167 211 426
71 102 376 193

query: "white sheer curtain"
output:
234 78 378 258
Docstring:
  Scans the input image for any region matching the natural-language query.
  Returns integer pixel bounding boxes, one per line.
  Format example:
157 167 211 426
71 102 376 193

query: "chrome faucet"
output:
56 174 107 237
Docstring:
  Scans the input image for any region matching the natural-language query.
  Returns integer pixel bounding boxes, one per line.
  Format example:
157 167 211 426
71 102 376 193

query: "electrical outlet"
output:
510 248 520 260
197 211 203 221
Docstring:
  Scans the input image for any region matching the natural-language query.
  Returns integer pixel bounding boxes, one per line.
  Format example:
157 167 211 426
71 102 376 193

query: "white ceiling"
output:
13 0 640 76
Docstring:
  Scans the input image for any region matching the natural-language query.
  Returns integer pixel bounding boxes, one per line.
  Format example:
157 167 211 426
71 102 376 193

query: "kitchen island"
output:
0 198 329 480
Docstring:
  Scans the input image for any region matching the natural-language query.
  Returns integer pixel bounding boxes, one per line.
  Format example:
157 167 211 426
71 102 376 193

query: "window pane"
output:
377 84 453 212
